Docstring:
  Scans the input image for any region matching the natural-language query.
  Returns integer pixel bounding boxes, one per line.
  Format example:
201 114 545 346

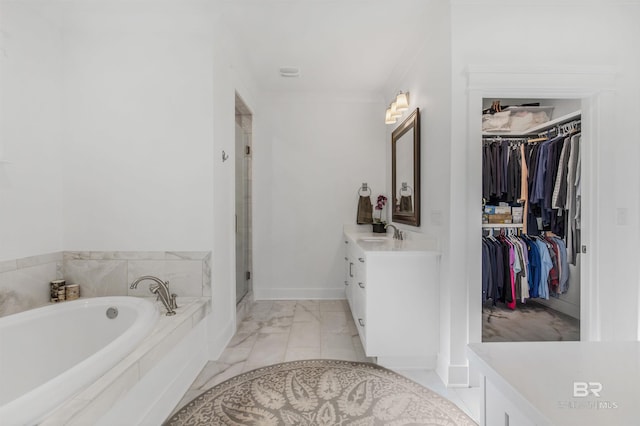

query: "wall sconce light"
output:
385 108 397 124
395 91 409 112
385 91 410 124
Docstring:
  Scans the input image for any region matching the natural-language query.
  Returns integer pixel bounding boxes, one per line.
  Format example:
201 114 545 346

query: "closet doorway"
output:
480 97 583 342
235 94 253 304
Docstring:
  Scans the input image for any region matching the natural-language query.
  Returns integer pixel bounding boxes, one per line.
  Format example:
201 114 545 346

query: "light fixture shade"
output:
390 102 402 118
395 92 409 111
385 109 396 124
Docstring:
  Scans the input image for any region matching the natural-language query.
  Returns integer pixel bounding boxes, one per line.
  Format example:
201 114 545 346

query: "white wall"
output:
209 13 261 355
60 2 261 357
0 1 64 261
382 0 454 383
61 1 216 252
253 91 386 299
447 0 640 384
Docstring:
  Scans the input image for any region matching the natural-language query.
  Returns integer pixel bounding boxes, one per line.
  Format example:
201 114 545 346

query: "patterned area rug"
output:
165 359 476 425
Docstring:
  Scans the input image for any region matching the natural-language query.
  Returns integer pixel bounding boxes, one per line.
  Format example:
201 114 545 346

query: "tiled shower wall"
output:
0 251 211 317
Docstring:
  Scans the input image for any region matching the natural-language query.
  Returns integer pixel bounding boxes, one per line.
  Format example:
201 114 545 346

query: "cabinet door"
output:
353 254 367 349
485 379 535 426
354 276 367 349
344 240 355 308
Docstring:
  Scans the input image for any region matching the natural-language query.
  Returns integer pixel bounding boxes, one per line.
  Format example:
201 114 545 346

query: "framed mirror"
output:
392 108 420 226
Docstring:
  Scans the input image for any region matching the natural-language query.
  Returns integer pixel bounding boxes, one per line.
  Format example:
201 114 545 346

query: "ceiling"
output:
216 0 431 93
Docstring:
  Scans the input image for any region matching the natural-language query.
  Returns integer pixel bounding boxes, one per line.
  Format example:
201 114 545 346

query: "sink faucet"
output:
385 224 403 240
130 275 178 316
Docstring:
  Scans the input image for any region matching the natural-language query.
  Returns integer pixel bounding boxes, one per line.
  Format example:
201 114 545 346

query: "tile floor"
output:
170 299 481 423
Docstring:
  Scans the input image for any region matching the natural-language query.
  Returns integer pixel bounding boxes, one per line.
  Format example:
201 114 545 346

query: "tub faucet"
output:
385 224 403 240
130 275 178 316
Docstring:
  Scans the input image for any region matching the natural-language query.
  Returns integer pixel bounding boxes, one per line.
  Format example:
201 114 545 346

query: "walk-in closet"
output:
481 98 582 342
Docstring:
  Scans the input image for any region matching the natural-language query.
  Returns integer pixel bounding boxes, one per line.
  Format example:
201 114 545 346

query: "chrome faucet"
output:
385 224 404 240
130 275 178 316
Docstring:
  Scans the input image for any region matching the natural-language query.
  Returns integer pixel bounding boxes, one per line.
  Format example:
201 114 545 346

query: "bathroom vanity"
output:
343 228 440 369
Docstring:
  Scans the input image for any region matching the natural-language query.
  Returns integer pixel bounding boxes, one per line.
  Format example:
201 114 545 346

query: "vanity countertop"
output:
344 229 440 254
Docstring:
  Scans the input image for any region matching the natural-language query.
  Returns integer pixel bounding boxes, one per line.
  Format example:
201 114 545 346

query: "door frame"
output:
463 66 617 358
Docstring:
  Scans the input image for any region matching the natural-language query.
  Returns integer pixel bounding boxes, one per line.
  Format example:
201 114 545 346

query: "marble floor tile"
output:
257 314 294 333
171 299 481 426
293 304 322 322
320 310 357 334
321 347 361 362
319 299 348 312
227 331 258 349
288 321 321 348
321 332 355 351
218 347 251 365
245 333 289 366
296 300 320 311
270 300 297 315
284 347 321 362
197 361 247 390
237 320 261 334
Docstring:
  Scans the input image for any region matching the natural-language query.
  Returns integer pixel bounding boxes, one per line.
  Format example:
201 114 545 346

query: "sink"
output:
358 237 389 243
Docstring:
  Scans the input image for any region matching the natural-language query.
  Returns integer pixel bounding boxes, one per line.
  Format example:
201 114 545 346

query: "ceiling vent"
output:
279 66 300 78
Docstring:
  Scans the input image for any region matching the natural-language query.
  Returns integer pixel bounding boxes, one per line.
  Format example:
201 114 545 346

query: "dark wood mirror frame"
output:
391 108 420 226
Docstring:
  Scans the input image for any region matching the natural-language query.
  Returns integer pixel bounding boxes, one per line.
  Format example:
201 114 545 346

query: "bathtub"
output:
0 297 159 425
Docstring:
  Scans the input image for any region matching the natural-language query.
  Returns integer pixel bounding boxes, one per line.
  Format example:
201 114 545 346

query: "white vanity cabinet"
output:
343 231 440 369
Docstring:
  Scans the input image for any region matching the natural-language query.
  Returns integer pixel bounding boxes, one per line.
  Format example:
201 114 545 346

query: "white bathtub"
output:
0 297 159 426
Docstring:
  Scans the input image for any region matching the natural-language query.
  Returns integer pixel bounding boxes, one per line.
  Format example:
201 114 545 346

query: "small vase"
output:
372 223 386 233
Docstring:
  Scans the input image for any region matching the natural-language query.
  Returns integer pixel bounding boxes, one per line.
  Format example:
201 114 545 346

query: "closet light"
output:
385 108 397 124
395 92 409 112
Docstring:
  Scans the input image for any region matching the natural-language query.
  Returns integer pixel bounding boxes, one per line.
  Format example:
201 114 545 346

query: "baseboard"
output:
376 355 437 370
533 298 580 319
436 355 469 387
254 287 346 300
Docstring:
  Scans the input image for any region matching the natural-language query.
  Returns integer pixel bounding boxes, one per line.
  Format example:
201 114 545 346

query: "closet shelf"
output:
483 110 582 137
482 223 524 228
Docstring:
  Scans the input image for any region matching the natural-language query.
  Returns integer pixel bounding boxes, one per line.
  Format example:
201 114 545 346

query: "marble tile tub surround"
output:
63 251 211 299
0 251 211 317
0 252 63 317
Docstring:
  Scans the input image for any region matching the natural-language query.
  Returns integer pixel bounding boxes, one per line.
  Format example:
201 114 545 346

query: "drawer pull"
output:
349 262 354 278
344 281 349 286
344 257 348 261
358 318 365 327
358 258 365 263
358 282 365 289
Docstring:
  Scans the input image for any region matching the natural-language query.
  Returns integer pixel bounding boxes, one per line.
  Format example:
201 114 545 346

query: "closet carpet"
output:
482 302 580 342
164 359 477 426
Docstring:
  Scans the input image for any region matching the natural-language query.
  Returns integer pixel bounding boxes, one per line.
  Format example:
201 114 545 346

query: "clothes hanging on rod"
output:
525 125 581 264
482 138 527 204
482 234 570 309
482 117 581 264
